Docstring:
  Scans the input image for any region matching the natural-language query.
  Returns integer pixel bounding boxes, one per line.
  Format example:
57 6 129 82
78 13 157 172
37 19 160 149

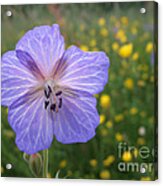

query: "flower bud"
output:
29 153 42 177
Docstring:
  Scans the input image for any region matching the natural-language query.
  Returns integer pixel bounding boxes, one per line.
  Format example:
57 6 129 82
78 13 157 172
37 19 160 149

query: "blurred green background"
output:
1 2 157 180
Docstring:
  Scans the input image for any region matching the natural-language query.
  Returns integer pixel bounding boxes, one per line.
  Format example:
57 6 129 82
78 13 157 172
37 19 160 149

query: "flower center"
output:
44 80 62 113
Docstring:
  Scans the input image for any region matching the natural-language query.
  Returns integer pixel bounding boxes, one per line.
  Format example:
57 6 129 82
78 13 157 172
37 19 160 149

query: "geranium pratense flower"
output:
2 24 110 154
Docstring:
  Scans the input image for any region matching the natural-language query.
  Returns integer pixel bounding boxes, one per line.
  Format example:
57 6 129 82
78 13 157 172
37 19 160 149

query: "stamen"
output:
58 98 62 108
50 103 56 111
56 91 62 96
44 101 49 109
44 85 52 98
48 85 52 93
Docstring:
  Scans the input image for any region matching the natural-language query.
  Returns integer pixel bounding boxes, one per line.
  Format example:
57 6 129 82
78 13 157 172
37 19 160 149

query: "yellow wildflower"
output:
98 17 106 26
146 42 153 53
119 43 133 58
132 52 139 60
120 16 128 25
106 120 113 128
120 35 127 43
103 155 115 167
100 114 106 124
114 114 124 122
100 94 111 108
112 42 119 51
124 78 134 90
115 29 125 39
59 160 67 169
130 107 138 115
89 159 97 168
100 28 109 37
100 170 111 179
80 45 88 51
122 151 132 162
115 132 124 141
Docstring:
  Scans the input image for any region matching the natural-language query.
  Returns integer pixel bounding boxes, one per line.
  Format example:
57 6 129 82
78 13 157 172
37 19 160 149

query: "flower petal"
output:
16 24 65 76
16 50 44 80
8 94 54 154
53 94 99 143
57 45 110 94
1 51 38 107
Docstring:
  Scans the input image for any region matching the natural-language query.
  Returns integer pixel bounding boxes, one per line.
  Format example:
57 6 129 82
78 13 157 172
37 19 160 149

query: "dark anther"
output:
58 98 62 108
56 91 62 96
44 101 49 109
44 86 52 99
48 85 52 93
50 103 56 111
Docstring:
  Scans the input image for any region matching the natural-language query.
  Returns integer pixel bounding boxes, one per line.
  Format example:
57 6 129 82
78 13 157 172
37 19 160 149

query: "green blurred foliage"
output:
1 2 157 180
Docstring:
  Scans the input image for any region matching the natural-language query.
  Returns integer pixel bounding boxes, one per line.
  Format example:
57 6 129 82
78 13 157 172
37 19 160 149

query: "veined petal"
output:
57 45 110 94
1 51 38 107
16 24 65 76
53 94 99 143
8 93 54 154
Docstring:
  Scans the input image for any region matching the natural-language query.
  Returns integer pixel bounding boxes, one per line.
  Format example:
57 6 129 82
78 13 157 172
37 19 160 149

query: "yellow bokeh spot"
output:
122 151 132 162
140 177 151 181
89 159 97 167
47 173 52 178
131 27 138 35
1 166 4 174
100 128 108 137
115 29 125 39
80 45 89 51
103 155 115 167
115 132 124 142
100 114 106 124
98 17 106 26
106 120 113 128
100 28 109 37
59 160 67 169
112 42 119 51
99 170 111 179
124 78 134 90
100 94 111 108
120 35 127 43
130 107 138 115
137 80 145 87
140 111 146 118
120 16 129 25
89 39 97 47
132 52 139 61
133 148 138 158
137 137 145 145
119 43 133 58
114 114 124 122
145 42 153 53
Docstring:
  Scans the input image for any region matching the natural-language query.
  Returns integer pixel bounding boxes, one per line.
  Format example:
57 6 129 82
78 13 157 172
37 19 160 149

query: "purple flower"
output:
1 24 110 154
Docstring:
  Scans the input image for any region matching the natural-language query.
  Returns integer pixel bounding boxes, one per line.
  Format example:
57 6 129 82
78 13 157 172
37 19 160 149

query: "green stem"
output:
42 149 48 178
